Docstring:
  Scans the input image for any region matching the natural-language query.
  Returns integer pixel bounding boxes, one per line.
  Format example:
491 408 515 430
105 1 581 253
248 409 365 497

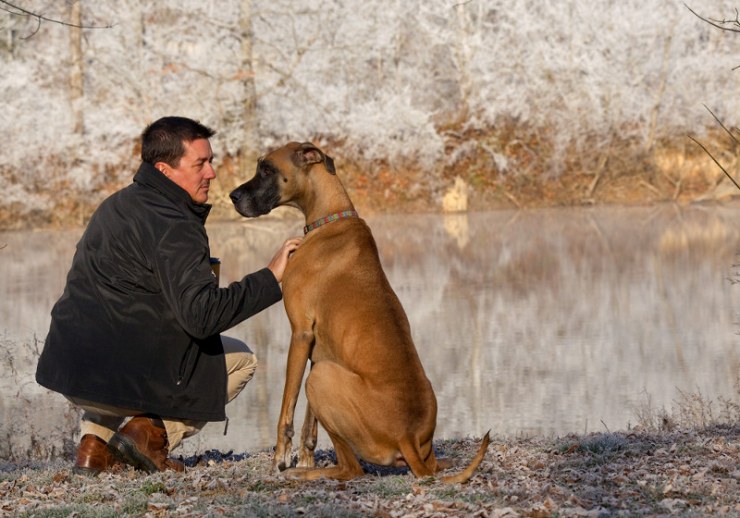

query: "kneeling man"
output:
36 116 300 475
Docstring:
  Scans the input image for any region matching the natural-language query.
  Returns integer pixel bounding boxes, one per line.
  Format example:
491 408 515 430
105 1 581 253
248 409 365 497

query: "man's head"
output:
141 116 217 204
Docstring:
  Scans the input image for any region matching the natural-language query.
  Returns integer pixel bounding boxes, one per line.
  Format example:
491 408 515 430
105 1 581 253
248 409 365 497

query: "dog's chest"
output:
282 230 369 306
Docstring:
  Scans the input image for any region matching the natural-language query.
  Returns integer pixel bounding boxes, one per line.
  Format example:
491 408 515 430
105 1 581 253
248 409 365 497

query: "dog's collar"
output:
303 210 359 234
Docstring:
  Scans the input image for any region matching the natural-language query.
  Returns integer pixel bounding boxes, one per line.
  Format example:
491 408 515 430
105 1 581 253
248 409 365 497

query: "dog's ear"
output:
295 142 336 175
324 154 336 175
295 142 322 167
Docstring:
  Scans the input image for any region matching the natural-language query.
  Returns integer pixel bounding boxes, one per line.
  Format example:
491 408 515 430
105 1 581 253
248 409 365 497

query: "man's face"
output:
158 138 215 204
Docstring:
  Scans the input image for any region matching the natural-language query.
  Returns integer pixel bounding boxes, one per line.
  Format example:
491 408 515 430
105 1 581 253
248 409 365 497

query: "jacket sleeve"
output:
155 220 283 339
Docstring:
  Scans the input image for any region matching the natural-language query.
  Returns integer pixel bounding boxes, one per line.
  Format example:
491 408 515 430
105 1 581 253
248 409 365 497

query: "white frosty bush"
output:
1 0 739 210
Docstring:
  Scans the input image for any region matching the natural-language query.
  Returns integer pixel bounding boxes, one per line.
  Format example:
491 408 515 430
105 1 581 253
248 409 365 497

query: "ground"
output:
1 425 738 517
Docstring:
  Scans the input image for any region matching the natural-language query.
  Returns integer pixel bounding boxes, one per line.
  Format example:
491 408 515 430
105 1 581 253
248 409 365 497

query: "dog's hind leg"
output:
282 360 375 480
397 436 436 478
283 431 363 481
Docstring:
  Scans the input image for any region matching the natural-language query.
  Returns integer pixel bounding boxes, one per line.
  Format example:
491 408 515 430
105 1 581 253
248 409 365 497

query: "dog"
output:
230 141 489 482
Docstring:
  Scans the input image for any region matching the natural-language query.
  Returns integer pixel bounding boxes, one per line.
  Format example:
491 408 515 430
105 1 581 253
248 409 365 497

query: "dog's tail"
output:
440 430 491 484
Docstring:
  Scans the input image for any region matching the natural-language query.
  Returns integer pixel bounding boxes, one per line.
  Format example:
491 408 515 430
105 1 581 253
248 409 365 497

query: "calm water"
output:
1 204 739 462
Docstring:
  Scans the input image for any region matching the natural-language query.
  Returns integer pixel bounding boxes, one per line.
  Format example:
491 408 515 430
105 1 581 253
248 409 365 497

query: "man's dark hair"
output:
141 116 216 166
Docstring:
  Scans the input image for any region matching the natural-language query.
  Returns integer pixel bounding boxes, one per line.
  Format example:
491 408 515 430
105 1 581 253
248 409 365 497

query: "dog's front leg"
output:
297 365 318 468
273 330 313 474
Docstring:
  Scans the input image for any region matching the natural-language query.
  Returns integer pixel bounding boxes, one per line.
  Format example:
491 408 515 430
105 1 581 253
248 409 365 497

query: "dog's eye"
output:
260 162 283 178
259 164 275 178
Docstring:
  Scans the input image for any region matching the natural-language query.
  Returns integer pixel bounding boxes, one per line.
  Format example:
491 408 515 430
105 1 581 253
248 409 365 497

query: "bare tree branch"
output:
688 135 740 191
0 0 41 38
0 0 113 37
704 104 740 146
685 3 740 33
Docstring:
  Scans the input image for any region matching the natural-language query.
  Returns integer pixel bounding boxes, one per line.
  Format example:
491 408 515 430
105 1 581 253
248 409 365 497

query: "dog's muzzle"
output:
229 187 258 217
230 179 281 218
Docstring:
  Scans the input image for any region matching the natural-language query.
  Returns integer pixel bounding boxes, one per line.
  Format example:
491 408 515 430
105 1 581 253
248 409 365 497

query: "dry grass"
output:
2 384 739 518
632 378 740 433
1 424 738 517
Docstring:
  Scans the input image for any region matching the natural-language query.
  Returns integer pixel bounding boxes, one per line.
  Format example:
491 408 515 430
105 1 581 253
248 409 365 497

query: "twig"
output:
586 151 609 198
703 104 740 146
685 3 740 33
688 135 740 191
503 191 521 209
0 1 113 36
672 175 683 200
639 179 662 197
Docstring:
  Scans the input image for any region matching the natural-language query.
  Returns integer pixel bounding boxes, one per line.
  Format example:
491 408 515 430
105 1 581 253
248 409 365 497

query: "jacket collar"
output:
133 162 212 223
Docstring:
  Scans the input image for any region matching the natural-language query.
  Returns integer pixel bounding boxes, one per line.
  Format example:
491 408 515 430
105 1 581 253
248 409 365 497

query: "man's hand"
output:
268 237 302 283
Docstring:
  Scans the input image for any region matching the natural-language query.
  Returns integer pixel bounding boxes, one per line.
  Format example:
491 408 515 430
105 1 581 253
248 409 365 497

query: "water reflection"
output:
1 204 739 462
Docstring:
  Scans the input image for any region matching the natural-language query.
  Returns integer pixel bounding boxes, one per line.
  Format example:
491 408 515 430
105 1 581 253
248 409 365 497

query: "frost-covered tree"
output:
1 0 739 227
684 3 740 191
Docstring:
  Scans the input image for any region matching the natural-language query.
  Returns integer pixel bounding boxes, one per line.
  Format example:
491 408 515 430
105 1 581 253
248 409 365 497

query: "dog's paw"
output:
271 451 292 474
296 450 315 469
271 460 285 475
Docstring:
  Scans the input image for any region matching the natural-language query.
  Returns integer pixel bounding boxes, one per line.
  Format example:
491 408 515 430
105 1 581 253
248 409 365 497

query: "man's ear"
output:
154 161 170 176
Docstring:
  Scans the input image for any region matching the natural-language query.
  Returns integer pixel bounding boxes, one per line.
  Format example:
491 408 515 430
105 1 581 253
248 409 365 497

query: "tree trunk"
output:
240 0 258 162
69 1 84 135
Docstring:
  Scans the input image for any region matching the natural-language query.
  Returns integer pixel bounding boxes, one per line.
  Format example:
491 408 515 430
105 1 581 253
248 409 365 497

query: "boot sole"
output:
108 434 159 473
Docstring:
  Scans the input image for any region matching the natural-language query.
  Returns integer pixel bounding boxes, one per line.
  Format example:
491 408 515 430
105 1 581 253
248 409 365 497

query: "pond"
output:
1 203 739 462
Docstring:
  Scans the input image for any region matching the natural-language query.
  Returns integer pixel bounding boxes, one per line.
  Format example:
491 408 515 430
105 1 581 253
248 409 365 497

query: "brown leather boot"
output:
108 416 185 473
73 434 120 476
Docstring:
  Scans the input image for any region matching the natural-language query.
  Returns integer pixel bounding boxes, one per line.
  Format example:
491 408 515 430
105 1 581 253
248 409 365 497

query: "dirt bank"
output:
3 129 739 231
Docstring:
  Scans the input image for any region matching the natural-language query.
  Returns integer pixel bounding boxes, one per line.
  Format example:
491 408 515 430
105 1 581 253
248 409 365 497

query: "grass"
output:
2 420 737 517
575 433 628 456
139 479 168 496
631 378 740 432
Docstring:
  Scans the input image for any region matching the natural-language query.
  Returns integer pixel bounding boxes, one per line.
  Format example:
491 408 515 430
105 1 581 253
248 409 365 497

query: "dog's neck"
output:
301 173 356 226
303 210 359 234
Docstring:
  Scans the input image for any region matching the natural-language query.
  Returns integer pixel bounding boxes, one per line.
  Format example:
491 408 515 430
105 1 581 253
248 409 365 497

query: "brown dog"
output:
230 142 489 482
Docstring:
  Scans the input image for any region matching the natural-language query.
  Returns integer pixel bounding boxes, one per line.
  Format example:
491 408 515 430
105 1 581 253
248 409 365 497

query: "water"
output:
1 204 738 462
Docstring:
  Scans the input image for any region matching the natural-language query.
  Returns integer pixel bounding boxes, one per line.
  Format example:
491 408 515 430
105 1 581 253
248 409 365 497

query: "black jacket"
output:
36 162 282 421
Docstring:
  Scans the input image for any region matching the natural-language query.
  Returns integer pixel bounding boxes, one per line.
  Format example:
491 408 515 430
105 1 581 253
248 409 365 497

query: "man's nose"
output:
205 163 216 179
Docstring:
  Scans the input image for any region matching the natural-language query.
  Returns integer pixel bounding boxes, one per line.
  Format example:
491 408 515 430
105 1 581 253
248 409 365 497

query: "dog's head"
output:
230 141 335 218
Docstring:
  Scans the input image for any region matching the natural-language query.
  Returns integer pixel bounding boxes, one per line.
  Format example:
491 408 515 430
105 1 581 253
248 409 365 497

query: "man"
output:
36 116 301 475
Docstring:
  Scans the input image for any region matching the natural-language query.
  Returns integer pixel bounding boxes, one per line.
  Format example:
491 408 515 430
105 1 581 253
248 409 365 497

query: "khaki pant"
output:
67 336 257 452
